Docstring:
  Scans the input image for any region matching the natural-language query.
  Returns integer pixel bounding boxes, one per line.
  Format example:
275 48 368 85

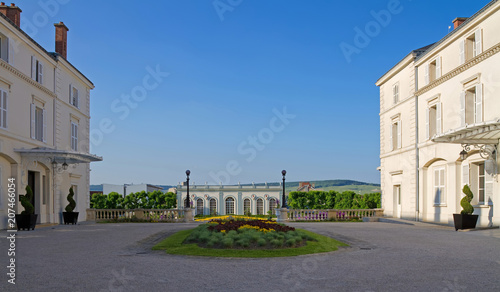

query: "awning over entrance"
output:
14 147 103 164
432 120 500 145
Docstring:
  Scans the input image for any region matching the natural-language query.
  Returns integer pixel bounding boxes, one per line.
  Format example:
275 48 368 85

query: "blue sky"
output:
19 0 491 185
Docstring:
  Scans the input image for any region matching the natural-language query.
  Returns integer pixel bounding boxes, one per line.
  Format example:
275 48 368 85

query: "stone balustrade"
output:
86 208 188 222
287 208 384 221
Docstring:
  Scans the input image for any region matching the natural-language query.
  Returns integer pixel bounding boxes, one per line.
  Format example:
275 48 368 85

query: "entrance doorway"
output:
394 185 401 218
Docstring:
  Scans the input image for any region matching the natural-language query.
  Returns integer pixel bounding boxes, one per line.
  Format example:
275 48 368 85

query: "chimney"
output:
54 21 69 59
452 17 468 29
0 3 22 27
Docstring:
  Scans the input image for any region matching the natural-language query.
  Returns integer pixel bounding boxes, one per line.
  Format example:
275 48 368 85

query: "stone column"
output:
184 208 194 223
277 208 289 222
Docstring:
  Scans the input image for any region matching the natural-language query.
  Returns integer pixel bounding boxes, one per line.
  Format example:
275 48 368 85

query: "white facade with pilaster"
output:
377 0 500 227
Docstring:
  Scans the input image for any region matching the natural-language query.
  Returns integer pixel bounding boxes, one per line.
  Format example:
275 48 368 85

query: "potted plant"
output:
15 185 38 231
453 185 479 231
63 187 79 225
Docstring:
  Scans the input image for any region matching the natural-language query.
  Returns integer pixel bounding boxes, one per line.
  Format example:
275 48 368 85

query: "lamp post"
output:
281 170 286 208
185 170 190 208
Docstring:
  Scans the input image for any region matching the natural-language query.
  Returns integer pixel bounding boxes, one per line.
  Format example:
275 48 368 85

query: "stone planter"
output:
15 214 38 231
63 212 79 225
453 214 478 231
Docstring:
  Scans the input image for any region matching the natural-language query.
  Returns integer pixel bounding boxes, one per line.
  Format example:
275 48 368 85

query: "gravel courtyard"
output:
1 220 499 291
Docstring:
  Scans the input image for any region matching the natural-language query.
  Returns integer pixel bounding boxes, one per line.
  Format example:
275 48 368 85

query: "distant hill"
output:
90 180 380 194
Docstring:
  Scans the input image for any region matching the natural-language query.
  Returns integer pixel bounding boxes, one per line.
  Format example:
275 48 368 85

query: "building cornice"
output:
415 41 500 96
0 58 56 98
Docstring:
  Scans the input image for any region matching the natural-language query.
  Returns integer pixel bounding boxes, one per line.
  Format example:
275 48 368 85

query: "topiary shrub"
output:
20 185 35 215
460 185 474 215
65 187 76 213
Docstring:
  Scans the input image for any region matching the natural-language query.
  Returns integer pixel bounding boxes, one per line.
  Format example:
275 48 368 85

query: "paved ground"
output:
0 220 499 292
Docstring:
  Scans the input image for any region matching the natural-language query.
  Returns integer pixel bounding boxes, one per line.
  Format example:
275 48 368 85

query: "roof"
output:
0 11 94 87
415 0 498 62
375 43 434 85
377 0 498 85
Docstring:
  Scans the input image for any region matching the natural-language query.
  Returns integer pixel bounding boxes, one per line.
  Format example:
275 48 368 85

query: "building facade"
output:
176 184 282 216
0 4 101 228
377 1 500 227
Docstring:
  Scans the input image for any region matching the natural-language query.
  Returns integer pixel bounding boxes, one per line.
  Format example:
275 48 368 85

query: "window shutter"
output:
424 64 429 85
397 121 401 149
75 124 78 151
30 103 35 139
436 102 442 134
475 84 483 123
42 108 47 143
460 91 466 126
462 163 469 187
75 88 79 108
0 90 6 128
389 123 393 151
475 29 482 56
69 84 72 104
425 107 430 140
31 56 36 79
485 170 493 203
38 62 43 84
436 57 441 78
459 40 465 65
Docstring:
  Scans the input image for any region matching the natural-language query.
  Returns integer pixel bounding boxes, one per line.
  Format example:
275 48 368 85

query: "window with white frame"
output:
390 117 401 151
257 198 264 215
434 167 446 205
209 198 217 215
0 33 9 62
225 197 234 215
244 198 251 215
71 121 78 151
460 29 482 64
196 198 203 216
426 101 441 139
460 84 483 126
31 56 43 84
70 85 79 108
425 57 441 85
0 88 7 129
478 163 485 204
269 198 276 213
31 104 46 142
392 83 399 104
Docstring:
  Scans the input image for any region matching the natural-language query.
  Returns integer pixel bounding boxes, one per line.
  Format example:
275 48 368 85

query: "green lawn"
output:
152 228 348 257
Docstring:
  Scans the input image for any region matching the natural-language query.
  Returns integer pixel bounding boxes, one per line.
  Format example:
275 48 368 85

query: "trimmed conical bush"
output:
460 185 474 215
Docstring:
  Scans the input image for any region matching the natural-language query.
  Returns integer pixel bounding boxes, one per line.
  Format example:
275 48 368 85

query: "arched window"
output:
196 198 203 216
225 197 235 215
269 198 276 213
244 198 251 215
257 198 264 215
183 197 189 208
210 198 217 215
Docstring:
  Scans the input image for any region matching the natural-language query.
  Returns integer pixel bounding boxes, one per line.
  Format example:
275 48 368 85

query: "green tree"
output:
90 193 106 209
106 192 124 209
165 192 177 209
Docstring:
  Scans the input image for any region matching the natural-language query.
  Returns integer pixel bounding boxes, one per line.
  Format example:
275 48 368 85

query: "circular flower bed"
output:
184 219 314 249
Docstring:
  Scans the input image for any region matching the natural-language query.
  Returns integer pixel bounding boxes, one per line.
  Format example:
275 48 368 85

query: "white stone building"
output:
376 0 500 227
176 183 282 216
0 4 101 228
